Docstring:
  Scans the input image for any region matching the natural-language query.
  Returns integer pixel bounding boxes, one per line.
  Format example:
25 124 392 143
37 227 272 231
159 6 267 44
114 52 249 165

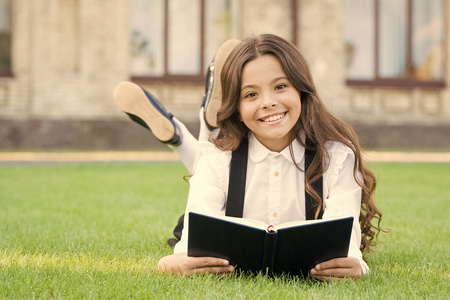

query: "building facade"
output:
0 0 449 150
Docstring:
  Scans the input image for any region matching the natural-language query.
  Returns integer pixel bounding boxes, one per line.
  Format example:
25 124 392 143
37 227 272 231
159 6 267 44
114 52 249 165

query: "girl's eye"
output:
244 92 257 98
275 84 287 90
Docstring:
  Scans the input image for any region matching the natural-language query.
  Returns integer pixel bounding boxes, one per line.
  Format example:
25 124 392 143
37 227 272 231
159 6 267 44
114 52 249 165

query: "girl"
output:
157 34 383 281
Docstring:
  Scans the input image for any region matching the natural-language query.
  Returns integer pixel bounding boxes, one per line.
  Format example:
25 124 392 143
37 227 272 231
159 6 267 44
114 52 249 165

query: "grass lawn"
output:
0 162 449 299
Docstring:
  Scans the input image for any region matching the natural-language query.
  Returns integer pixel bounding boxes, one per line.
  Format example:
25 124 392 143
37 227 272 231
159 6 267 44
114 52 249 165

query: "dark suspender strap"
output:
226 137 323 220
305 138 324 220
225 137 249 217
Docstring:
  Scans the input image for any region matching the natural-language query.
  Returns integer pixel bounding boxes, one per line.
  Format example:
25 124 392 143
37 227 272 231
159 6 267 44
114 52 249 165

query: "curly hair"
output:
213 34 384 255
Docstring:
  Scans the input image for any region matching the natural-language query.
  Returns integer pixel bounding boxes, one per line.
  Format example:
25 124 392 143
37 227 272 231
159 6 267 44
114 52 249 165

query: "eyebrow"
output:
241 76 289 91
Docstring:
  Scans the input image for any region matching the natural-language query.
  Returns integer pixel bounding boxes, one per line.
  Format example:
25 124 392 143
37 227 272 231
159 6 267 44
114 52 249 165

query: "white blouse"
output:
174 134 369 274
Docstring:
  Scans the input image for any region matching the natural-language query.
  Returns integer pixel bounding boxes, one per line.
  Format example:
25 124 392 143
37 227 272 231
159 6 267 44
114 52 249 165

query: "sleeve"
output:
173 142 231 254
322 143 370 275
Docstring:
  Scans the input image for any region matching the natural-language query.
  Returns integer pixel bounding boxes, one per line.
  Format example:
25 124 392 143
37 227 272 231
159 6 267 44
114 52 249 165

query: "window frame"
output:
132 0 299 85
131 0 206 84
0 0 12 77
346 0 447 89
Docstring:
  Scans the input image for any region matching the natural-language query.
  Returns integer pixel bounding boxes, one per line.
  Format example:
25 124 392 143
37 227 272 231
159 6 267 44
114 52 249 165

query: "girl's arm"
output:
159 143 232 275
158 253 234 275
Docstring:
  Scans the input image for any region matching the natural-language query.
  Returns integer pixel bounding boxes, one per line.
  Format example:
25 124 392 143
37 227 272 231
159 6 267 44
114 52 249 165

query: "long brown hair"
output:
214 34 383 255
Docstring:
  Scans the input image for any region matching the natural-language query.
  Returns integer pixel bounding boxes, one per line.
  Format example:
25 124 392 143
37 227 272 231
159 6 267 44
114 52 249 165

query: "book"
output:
187 212 353 276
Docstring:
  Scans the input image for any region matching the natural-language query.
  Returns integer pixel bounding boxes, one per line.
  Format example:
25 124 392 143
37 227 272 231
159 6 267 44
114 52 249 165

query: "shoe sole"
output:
205 39 241 128
114 81 175 142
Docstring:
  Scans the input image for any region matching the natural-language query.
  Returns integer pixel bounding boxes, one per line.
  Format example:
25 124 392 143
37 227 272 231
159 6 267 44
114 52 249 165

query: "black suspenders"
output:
225 138 249 217
225 137 324 220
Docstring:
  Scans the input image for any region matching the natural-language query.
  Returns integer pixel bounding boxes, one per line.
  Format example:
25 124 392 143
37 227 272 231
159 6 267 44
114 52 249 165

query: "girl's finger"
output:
311 266 354 278
190 265 235 275
187 257 230 268
314 257 354 271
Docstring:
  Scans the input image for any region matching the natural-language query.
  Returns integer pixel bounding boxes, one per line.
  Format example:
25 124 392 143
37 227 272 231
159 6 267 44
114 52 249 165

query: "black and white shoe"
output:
202 39 241 130
114 81 182 146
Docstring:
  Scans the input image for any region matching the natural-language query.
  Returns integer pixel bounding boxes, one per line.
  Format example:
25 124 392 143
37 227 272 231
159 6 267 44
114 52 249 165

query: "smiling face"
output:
238 54 301 152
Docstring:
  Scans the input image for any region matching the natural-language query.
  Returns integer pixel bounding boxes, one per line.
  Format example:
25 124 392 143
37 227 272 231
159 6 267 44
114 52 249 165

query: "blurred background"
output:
0 0 448 151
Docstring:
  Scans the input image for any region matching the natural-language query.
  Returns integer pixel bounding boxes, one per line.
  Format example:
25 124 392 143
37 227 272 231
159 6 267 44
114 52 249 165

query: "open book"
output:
188 212 353 276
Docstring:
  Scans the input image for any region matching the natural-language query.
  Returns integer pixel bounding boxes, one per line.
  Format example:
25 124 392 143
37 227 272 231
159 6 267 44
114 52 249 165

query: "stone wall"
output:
297 0 348 119
0 0 129 120
239 0 293 41
0 0 449 150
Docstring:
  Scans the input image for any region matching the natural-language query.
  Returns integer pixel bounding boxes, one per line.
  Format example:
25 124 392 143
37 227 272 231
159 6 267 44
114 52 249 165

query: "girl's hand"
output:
158 252 235 276
310 257 363 281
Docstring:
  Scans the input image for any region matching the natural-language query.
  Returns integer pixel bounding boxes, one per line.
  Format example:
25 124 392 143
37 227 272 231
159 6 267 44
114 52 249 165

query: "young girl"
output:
157 34 383 281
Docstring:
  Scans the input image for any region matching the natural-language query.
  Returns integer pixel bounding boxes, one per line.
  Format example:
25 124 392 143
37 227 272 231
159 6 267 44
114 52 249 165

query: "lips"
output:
259 112 286 122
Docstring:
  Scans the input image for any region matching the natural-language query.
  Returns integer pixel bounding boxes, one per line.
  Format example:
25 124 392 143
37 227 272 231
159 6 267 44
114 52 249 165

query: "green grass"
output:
0 162 449 299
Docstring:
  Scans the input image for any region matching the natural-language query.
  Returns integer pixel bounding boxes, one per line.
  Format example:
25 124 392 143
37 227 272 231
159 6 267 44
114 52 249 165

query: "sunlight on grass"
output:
0 250 154 274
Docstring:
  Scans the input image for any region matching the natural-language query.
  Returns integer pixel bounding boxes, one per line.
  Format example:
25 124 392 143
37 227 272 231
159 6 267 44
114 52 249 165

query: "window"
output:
0 0 11 76
345 0 445 88
130 0 238 83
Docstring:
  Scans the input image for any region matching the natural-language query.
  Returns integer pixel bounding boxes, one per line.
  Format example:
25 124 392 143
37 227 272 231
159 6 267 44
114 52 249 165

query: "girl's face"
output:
238 54 301 152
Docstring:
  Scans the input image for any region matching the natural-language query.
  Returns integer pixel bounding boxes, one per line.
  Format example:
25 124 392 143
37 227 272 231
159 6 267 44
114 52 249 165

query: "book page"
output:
194 213 348 232
196 213 269 231
273 218 341 231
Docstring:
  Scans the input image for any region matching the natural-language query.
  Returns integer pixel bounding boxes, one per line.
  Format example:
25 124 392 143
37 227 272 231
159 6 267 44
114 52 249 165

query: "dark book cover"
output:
188 212 353 276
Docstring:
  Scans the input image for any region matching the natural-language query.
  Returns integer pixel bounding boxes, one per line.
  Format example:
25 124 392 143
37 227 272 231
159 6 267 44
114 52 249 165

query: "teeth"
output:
262 113 284 122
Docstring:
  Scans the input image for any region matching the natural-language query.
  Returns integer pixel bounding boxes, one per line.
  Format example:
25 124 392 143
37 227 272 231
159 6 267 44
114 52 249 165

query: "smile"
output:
260 112 286 123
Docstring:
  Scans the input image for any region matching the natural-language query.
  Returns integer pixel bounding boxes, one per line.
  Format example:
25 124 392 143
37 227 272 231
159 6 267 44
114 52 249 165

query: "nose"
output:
261 93 277 109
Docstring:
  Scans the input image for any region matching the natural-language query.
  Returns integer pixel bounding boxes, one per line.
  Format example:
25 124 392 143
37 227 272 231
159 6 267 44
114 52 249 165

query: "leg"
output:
114 81 198 173
194 39 241 171
202 39 241 131
114 39 241 248
167 117 199 174
113 39 241 174
114 81 183 145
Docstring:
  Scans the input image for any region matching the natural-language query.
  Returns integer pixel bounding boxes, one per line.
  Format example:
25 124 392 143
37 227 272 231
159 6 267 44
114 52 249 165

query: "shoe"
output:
114 81 182 146
202 39 241 130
